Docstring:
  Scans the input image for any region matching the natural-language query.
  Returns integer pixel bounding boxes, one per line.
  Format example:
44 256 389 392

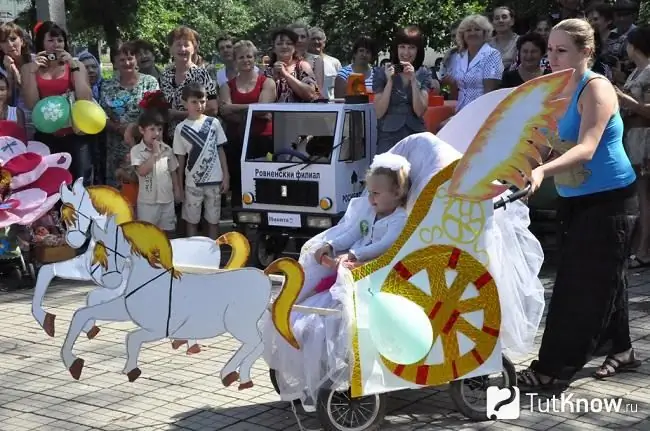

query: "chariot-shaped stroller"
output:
262 70 574 429
45 70 572 431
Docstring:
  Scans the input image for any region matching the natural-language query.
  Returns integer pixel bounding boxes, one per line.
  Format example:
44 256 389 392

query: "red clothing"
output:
36 64 74 136
228 74 272 137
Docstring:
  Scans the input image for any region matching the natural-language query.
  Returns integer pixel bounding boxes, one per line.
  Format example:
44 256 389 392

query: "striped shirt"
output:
336 65 375 93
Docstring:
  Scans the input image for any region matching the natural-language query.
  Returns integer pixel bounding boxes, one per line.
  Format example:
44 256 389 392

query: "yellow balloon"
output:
71 100 107 135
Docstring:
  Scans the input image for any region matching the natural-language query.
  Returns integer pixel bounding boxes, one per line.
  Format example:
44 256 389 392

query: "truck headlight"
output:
242 192 254 205
319 197 332 210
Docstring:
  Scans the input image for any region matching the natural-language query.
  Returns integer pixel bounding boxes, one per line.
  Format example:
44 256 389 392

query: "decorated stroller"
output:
0 132 73 289
262 70 573 429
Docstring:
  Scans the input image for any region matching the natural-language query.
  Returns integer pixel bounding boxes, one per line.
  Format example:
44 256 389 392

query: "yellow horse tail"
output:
264 258 305 350
216 231 251 269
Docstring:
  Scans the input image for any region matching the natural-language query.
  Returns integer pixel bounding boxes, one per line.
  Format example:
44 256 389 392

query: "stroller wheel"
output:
448 354 517 421
269 368 281 395
268 369 298 407
317 387 386 431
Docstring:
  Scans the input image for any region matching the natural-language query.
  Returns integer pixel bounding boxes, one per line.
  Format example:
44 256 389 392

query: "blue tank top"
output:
554 71 635 197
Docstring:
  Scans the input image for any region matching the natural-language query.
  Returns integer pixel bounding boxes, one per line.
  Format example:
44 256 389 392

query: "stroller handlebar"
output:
493 184 531 210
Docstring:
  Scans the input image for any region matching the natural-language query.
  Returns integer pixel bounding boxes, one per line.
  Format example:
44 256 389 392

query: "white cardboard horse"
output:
32 179 241 353
60 216 304 389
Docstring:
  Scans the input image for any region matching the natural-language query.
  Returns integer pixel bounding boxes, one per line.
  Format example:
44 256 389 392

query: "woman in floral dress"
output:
100 42 159 187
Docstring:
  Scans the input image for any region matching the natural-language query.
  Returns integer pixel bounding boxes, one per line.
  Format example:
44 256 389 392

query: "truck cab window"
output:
339 111 366 162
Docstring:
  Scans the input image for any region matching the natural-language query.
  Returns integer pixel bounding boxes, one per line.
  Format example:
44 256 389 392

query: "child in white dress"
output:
263 153 411 409
309 153 410 294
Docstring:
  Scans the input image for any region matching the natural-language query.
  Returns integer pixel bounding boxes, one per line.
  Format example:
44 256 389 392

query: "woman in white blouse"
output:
445 14 503 113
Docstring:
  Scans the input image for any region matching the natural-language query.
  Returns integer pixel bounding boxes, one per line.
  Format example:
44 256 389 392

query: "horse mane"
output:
60 203 77 228
87 186 134 225
120 222 181 279
92 241 108 269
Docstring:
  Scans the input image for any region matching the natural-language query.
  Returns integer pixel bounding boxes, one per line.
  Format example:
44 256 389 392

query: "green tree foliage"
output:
310 0 485 61
640 0 650 24
65 0 309 61
246 0 310 52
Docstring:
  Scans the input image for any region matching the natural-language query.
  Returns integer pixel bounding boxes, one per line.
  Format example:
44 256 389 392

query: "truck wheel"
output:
317 387 386 431
251 233 281 269
448 354 517 421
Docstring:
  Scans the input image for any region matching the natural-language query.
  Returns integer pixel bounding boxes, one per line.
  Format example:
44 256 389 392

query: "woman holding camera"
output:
373 26 437 154
21 21 93 185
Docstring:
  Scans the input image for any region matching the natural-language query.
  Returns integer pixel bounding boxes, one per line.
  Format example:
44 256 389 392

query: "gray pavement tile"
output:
1 268 650 430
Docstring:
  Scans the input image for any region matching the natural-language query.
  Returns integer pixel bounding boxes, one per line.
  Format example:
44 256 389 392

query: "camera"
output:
46 53 57 62
393 63 404 74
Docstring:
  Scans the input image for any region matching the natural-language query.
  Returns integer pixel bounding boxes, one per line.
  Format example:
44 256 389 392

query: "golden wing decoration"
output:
447 69 574 202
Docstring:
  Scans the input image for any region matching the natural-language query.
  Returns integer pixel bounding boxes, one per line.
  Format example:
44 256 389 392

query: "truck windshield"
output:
244 111 338 163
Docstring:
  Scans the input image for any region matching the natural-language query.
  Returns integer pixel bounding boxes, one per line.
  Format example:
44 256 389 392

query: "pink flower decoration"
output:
0 135 73 228
0 189 49 228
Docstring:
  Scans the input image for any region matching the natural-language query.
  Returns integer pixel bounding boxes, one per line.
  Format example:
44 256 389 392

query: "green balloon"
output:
368 291 434 365
32 96 71 134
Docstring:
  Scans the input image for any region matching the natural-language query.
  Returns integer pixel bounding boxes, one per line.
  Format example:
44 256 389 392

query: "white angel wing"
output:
447 69 574 201
437 88 514 154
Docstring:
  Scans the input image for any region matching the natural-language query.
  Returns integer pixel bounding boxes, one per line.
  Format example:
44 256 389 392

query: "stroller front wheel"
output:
448 354 517 421
317 387 386 431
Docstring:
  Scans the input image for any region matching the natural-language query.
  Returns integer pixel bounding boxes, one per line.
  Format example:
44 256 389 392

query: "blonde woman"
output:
519 19 638 390
445 14 503 112
220 40 276 207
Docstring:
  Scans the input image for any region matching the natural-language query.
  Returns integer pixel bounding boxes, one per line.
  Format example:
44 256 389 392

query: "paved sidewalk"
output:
1 267 650 430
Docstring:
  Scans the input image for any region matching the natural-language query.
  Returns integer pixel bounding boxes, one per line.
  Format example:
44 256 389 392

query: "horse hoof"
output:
222 371 239 387
43 313 56 337
171 340 187 350
69 358 84 380
186 344 201 355
238 381 254 390
86 326 100 340
127 368 141 382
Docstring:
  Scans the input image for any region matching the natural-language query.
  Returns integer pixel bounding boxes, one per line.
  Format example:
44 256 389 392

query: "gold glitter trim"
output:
380 245 500 386
350 287 363 398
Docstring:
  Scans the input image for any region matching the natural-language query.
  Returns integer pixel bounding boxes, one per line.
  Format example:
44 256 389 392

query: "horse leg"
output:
186 339 201 355
83 286 124 339
222 317 264 389
31 263 58 336
236 342 264 390
171 339 188 350
32 255 91 337
123 328 164 382
61 298 130 380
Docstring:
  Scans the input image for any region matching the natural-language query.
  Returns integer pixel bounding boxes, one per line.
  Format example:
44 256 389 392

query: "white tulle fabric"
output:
261 132 546 410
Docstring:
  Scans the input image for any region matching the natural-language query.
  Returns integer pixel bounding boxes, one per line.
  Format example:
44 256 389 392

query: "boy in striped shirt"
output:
173 83 230 239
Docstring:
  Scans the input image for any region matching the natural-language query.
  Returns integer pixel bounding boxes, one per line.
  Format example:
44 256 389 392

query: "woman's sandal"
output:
593 351 642 379
629 255 650 269
517 361 569 391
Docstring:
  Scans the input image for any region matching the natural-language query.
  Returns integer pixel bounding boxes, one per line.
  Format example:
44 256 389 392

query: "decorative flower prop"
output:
139 90 171 111
0 137 73 195
0 137 73 229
